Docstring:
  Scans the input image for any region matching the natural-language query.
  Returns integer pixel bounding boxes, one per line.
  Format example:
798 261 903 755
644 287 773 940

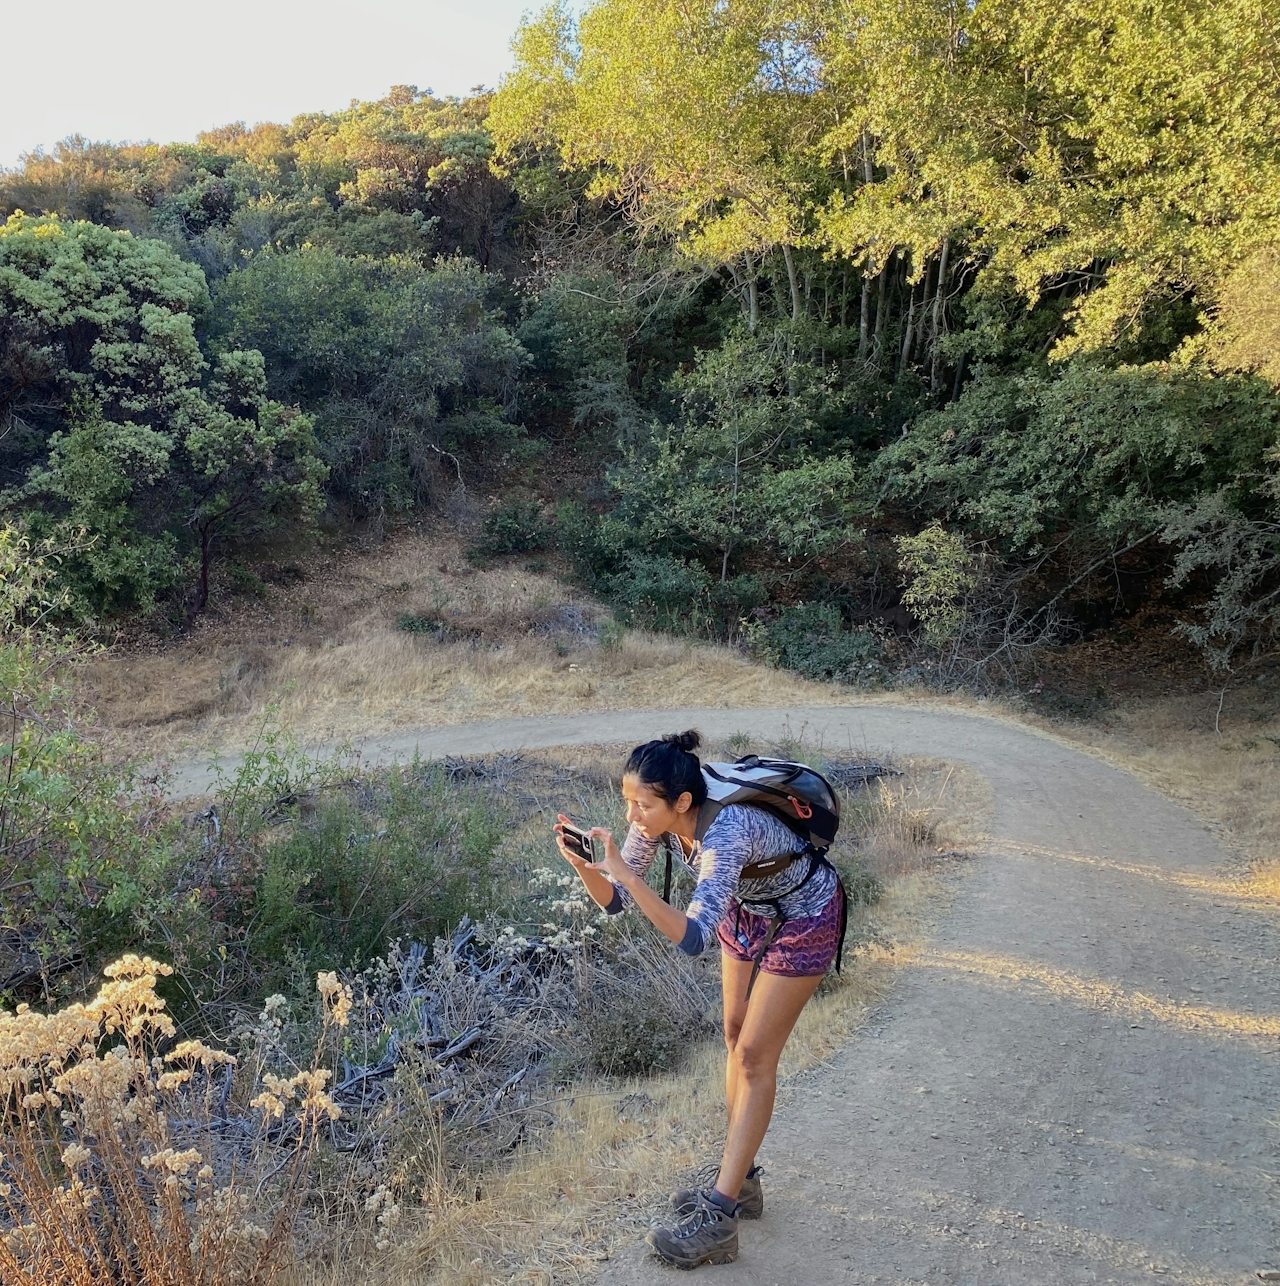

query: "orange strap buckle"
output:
789 796 813 819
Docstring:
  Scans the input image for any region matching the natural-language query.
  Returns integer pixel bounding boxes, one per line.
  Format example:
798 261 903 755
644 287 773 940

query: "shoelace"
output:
673 1198 726 1239
686 1163 761 1187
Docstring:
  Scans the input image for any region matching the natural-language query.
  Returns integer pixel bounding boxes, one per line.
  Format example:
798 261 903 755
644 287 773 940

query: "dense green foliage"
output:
2 11 1279 670
211 249 524 518
0 214 325 616
489 0 1280 675
0 532 179 997
0 91 525 616
212 755 505 997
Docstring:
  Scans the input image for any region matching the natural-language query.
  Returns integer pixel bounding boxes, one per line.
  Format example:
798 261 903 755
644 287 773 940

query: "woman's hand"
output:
553 816 690 947
553 815 591 873
584 826 633 887
586 824 691 948
554 815 619 912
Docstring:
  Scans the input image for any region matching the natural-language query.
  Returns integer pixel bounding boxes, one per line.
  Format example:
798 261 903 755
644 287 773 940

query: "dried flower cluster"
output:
0 955 344 1286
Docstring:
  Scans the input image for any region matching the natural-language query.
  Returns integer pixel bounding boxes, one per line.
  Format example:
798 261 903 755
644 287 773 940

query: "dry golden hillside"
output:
83 529 859 763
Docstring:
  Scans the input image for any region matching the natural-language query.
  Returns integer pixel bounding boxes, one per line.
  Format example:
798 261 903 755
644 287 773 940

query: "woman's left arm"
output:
587 827 692 946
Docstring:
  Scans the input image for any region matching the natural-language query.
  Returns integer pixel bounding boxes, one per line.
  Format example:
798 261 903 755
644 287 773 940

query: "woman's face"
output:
622 774 692 839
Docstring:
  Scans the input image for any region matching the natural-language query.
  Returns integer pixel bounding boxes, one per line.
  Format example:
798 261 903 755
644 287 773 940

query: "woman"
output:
554 730 845 1270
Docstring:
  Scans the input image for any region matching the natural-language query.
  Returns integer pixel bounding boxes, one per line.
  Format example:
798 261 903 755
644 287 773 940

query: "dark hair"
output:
623 730 707 805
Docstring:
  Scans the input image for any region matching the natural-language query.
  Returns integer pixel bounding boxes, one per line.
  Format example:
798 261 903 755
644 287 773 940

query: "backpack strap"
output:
662 824 849 995
740 850 849 1002
739 852 798 881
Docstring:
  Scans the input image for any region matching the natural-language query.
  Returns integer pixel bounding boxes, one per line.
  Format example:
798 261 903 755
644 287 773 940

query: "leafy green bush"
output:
0 215 326 619
896 524 976 645
238 766 503 987
880 364 1280 554
553 500 633 579
600 552 713 632
468 497 550 563
840 866 884 909
514 271 639 438
748 603 885 683
212 249 526 517
0 530 182 1001
396 611 447 638
583 1005 686 1077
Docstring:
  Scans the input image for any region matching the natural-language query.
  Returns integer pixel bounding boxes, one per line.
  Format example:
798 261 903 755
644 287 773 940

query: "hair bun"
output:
662 729 702 754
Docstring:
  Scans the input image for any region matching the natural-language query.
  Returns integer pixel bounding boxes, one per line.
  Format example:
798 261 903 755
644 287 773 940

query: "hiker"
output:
554 730 846 1269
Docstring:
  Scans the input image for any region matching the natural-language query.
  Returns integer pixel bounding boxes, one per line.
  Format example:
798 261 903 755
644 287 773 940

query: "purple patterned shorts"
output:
717 884 845 978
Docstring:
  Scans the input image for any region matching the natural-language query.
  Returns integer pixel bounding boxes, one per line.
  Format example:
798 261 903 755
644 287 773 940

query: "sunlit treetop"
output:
493 0 1280 354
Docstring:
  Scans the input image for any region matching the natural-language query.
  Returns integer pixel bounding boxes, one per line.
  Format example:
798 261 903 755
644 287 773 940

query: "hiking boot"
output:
646 1192 739 1269
671 1166 763 1220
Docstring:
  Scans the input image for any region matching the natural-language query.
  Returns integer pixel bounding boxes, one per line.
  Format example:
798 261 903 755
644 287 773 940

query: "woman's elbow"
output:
676 918 705 956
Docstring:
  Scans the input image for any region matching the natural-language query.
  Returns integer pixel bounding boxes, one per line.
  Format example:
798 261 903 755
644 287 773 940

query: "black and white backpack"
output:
661 755 847 995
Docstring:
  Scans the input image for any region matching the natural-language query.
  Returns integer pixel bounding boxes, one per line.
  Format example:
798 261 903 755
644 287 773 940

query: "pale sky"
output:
2 0 541 169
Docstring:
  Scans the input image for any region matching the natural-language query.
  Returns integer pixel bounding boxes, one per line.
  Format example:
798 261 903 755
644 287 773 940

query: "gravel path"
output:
170 704 1279 1283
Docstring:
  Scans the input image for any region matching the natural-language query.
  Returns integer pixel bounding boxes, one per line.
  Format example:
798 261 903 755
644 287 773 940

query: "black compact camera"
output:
559 821 595 862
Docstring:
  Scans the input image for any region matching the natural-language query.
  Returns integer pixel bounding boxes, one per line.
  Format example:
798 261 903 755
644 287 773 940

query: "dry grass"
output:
1023 687 1280 898
293 749 989 1286
83 530 856 764
0 957 346 1286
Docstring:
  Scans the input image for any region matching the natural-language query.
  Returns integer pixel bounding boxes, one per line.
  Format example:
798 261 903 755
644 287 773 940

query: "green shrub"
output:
748 603 885 683
553 500 633 579
597 618 627 650
239 766 503 986
396 610 447 638
841 866 884 908
600 552 712 631
468 498 550 564
0 530 184 1001
583 1005 686 1077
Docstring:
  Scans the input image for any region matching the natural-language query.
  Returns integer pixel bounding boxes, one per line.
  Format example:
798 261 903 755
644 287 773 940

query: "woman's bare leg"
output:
720 952 750 1144
716 958 822 1203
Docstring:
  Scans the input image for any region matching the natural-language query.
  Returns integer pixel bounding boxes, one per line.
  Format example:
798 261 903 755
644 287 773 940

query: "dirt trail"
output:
170 705 1279 1283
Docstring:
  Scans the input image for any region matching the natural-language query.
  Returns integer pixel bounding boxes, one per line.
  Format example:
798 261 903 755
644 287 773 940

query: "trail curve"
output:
173 704 1280 1283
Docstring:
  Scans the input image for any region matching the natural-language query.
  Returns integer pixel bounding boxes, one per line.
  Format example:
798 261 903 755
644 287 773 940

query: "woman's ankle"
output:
707 1188 739 1215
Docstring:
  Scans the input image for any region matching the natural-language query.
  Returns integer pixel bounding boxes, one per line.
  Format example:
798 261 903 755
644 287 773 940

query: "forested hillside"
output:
3 0 1279 688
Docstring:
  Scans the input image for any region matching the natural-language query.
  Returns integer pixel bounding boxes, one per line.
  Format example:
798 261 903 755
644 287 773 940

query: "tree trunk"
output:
950 348 967 401
898 280 918 378
723 429 742 584
915 258 934 354
858 262 873 360
930 237 952 394
858 135 877 361
744 251 759 333
189 524 213 622
781 244 802 323
872 257 890 360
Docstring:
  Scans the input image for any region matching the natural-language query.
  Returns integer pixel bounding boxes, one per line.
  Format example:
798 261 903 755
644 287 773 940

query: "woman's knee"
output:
723 1019 744 1053
731 1039 778 1083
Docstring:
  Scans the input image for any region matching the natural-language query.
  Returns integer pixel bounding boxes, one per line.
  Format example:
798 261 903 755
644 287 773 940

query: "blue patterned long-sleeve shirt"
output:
603 804 839 955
